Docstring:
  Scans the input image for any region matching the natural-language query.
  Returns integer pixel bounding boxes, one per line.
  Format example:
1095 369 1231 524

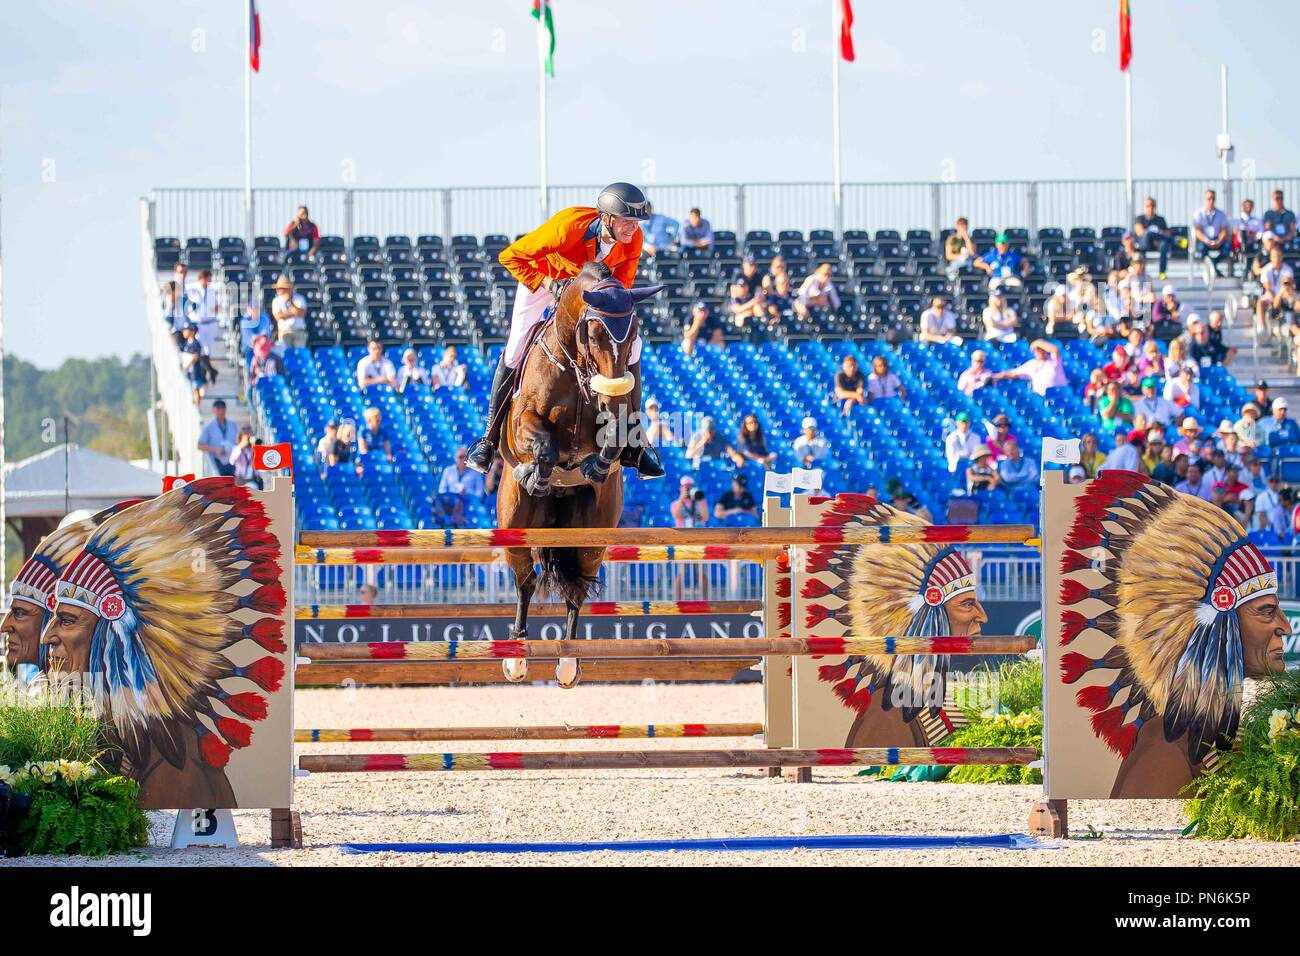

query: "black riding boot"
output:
467 355 513 474
618 361 666 480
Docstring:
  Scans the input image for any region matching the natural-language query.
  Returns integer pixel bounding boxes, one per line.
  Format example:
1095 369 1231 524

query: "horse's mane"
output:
578 261 612 284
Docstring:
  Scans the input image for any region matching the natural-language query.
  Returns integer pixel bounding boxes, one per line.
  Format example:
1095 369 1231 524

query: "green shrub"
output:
946 710 1043 785
1184 670 1300 841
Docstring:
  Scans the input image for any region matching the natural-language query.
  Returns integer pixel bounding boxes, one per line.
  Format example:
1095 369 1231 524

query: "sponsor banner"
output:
295 613 763 645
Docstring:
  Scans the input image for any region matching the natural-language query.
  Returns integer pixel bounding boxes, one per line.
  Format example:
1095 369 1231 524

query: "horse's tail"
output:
537 548 601 607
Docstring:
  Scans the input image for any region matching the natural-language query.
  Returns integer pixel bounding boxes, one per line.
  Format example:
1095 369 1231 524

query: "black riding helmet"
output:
596 182 650 221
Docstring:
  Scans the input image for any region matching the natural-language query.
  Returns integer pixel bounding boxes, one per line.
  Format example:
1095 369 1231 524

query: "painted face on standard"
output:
1236 597 1288 676
41 603 99 674
1 601 46 668
944 593 989 636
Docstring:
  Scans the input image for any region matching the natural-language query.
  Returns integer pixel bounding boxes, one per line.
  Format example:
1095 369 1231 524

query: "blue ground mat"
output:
340 832 1048 855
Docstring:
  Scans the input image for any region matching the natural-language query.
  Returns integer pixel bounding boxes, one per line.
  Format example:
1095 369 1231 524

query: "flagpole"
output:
1124 68 1133 226
831 0 843 239
538 15 549 220
244 0 254 248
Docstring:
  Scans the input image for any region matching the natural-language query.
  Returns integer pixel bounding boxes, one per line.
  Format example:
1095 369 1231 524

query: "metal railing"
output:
150 176 1300 246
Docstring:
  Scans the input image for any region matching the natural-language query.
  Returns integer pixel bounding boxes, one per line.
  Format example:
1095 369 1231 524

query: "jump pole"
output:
299 747 1040 773
295 723 766 742
295 658 761 686
297 636 1037 661
299 524 1036 549
296 600 763 620
295 545 785 565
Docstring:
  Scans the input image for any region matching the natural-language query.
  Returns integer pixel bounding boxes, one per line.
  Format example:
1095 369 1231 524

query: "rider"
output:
466 182 665 479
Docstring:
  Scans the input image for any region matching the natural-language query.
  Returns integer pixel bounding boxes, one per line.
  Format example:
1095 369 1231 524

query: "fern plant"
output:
1183 670 1300 841
945 709 1043 785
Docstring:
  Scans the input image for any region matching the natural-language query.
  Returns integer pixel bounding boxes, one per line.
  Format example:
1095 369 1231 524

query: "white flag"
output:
764 471 793 494
764 469 824 495
1041 436 1081 469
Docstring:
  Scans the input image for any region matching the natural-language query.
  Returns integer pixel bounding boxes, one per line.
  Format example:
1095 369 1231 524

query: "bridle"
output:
538 278 634 408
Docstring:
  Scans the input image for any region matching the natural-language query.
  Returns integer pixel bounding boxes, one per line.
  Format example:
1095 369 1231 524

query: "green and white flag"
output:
531 0 555 77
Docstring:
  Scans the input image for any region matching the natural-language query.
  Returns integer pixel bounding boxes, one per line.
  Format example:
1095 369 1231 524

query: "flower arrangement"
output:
945 708 1043 785
1183 670 1300 842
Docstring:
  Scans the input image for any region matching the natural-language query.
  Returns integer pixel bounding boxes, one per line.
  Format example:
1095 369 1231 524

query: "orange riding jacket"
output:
499 206 642 293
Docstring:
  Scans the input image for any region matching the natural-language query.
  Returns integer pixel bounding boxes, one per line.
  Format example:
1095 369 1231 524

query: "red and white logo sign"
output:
1211 586 1236 611
46 593 59 612
99 595 125 620
924 586 944 607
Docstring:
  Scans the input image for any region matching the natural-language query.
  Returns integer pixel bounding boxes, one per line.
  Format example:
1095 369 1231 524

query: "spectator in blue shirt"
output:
680 208 714 250
1193 189 1231 276
239 303 274 355
1262 189 1297 251
973 233 1029 284
640 202 679 256
1260 397 1300 447
997 439 1037 488
1133 196 1174 279
436 446 485 528
196 399 238 477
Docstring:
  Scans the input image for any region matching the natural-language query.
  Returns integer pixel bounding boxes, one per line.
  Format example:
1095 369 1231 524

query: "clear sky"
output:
3 0 1299 366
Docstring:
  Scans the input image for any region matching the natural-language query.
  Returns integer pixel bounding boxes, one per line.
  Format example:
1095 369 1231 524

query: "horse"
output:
495 261 662 686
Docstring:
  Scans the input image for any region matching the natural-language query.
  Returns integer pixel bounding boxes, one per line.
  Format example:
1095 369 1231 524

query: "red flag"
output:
839 0 855 62
249 0 261 72
162 474 196 493
254 442 293 474
1119 0 1132 71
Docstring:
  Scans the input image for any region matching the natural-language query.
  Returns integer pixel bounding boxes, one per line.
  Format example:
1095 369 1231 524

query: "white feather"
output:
1195 602 1221 627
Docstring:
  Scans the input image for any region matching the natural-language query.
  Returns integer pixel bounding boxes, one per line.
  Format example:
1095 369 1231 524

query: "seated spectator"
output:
1255 244 1295 333
866 355 906 403
179 323 206 406
1233 198 1264 259
918 296 962 345
1098 380 1134 433
284 205 321 257
736 413 777 468
335 422 358 465
248 334 285 386
944 217 976 279
1189 316 1235 368
944 412 983 473
436 446 485 528
430 345 468 389
1150 284 1182 331
1252 380 1274 415
1259 396 1300 446
1044 284 1077 337
681 301 720 356
1135 339 1165 379
1068 464 1088 484
981 286 1019 343
1102 430 1145 473
1086 280 1127 344
1079 431 1107 478
714 472 758 522
239 303 274 354
957 350 992 396
1083 368 1108 413
686 416 743 467
316 421 342 471
396 347 429 393
271 275 308 348
966 446 1000 492
990 338 1066 396
644 397 675 446
1204 446 1230 485
1262 189 1297 251
671 476 709 528
1248 469 1284 533
1193 189 1231 276
973 233 1029 285
764 272 796 326
1110 231 1140 272
1163 337 1195 379
794 263 842 318
985 413 1018 461
640 202 679 256
1172 417 1202 456
359 407 393 462
228 425 260 489
357 584 378 606
793 416 830 468
998 440 1037 488
1175 461 1213 501
889 484 934 522
1132 376 1178 427
1120 258 1155 325
1066 267 1104 329
680 208 714 250
356 339 398 391
1101 344 1134 382
1133 195 1173 279
1234 402 1261 447
1163 365 1200 411
1142 427 1169 474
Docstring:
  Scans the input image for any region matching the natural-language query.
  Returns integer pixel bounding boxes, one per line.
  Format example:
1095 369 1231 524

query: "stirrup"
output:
466 437 495 474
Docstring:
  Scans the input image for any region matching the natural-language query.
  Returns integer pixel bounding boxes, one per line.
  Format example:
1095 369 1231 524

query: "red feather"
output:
244 656 285 692
1091 470 1147 499
245 581 286 613
237 523 276 549
1074 683 1115 712
802 546 840 572
1064 514 1104 551
775 577 790 598
1059 578 1094 606
223 692 268 721
199 733 232 768
777 602 790 630
246 560 280 584
193 479 246 505
1060 652 1095 684
808 496 832 505
831 678 872 714
1090 706 1139 756
818 661 850 683
217 717 253 748
800 577 833 599
1060 609 1094 645
1058 549 1090 574
1073 494 1117 521
239 543 280 565
245 617 285 652
805 603 833 626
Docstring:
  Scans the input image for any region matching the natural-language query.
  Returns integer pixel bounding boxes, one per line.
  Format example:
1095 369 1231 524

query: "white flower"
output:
1269 709 1292 740
0 765 14 785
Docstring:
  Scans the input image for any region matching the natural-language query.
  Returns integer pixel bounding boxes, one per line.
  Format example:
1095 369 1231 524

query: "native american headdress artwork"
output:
7 500 145 667
1057 470 1278 764
51 478 286 771
802 494 978 728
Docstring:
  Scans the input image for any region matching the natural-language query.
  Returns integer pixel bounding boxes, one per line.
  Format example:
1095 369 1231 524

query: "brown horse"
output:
495 261 662 685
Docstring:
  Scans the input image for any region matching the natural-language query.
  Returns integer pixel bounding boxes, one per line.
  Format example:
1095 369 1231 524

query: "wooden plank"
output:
294 723 766 742
294 658 762 686
298 746 1041 773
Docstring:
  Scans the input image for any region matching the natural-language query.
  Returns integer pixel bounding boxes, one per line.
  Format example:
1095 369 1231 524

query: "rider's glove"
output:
541 276 561 297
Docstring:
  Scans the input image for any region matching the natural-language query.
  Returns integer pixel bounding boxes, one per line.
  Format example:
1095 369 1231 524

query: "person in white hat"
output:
1044 283 1077 337
1258 395 1300 447
271 274 308 348
1173 416 1202 457
793 416 829 468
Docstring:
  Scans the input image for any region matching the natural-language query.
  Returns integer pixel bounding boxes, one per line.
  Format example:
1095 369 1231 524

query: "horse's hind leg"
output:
503 547 537 683
555 546 606 689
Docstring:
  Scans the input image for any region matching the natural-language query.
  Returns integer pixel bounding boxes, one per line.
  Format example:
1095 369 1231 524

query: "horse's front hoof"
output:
502 658 530 683
514 463 553 497
579 454 611 484
555 657 581 688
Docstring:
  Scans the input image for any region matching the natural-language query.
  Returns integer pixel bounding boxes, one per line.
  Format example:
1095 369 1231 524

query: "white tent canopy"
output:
4 444 162 518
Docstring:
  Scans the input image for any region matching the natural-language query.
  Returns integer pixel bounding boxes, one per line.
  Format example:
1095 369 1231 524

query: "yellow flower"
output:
1269 709 1291 740
58 759 92 784
0 765 13 785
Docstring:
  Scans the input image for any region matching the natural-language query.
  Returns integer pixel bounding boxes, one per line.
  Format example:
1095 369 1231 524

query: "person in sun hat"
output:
1172 416 1202 456
1234 402 1262 447
270 274 308 348
1057 471 1287 796
43 478 286 807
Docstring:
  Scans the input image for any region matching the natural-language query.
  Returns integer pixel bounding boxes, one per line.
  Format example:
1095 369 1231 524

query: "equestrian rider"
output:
465 182 666 480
